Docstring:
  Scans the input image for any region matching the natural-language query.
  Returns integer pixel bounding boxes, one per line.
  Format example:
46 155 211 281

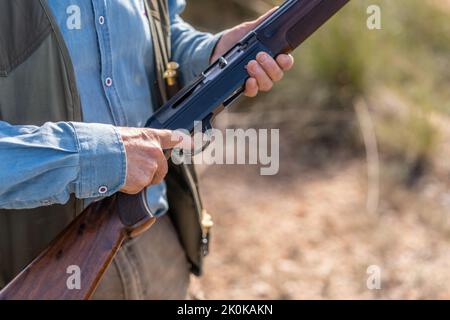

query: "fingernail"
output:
258 53 268 63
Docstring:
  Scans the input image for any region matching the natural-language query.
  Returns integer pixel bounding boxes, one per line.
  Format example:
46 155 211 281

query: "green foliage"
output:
377 107 438 163
305 2 374 103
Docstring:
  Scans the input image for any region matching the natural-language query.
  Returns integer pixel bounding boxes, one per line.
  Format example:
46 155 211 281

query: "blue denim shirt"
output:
0 0 220 211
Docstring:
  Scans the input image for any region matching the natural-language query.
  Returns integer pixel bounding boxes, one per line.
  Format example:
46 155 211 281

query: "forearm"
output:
0 121 126 209
169 0 222 82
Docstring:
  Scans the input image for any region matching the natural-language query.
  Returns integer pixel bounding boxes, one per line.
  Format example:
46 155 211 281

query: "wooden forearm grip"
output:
0 192 155 300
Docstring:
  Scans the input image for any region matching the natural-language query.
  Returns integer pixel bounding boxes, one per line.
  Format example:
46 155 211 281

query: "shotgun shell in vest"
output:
163 61 180 87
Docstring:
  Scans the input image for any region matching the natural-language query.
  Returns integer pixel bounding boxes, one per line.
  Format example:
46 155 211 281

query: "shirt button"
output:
98 186 108 194
105 77 113 87
98 16 105 25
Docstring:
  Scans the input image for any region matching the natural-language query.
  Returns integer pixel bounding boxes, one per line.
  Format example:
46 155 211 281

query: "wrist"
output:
210 32 227 63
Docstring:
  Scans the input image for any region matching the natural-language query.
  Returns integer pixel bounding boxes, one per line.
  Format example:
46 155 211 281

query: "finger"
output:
247 60 273 92
171 130 194 151
150 150 169 185
256 52 284 82
250 7 279 27
153 129 183 149
244 78 259 97
276 54 295 71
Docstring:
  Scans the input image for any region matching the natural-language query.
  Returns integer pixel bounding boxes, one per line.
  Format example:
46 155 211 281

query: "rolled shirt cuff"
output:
70 122 126 199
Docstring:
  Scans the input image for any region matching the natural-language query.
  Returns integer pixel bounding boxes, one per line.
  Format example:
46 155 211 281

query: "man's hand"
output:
118 128 181 194
211 8 295 97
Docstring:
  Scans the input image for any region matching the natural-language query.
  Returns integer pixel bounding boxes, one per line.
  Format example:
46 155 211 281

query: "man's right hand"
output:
118 127 181 195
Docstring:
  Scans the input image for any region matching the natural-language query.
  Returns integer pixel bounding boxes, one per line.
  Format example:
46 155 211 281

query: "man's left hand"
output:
210 8 295 98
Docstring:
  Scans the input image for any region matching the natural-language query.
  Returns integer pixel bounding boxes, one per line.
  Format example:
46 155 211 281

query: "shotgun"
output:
0 0 350 300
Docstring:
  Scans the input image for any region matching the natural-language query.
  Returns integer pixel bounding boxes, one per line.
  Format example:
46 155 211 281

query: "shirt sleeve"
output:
168 0 223 83
0 121 126 209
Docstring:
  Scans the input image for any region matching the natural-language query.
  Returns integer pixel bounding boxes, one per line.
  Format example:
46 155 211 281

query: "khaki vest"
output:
0 0 207 288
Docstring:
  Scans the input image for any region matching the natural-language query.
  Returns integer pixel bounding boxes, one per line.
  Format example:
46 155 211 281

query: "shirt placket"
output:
91 0 128 126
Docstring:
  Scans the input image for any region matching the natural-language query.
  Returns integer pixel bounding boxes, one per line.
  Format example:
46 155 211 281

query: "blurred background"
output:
182 0 450 299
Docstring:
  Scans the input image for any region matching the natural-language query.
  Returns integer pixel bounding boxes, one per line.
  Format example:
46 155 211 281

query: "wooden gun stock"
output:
0 194 155 300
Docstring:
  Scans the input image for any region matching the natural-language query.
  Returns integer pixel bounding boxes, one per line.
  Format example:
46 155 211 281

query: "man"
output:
0 0 293 299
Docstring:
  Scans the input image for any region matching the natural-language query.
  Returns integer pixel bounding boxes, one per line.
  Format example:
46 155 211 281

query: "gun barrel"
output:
256 0 351 54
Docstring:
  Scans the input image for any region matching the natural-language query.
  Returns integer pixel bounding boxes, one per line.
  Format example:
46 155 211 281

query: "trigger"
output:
182 114 214 157
197 114 214 153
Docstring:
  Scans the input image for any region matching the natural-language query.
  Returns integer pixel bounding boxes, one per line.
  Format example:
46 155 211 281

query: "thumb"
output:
249 7 279 28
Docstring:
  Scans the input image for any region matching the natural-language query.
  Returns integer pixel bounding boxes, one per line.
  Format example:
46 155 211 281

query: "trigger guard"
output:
197 116 214 152
173 118 214 158
190 127 213 157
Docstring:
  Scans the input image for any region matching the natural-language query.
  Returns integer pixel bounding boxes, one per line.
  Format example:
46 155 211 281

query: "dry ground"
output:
190 114 450 300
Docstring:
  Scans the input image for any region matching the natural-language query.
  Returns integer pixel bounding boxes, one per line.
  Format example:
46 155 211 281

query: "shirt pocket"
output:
0 1 52 77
